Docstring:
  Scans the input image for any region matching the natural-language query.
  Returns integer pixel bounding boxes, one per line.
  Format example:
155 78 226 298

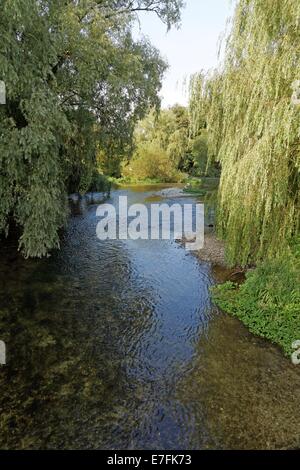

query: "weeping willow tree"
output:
190 0 300 265
0 0 183 258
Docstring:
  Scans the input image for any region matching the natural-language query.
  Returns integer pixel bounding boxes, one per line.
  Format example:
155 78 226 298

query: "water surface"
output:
0 186 299 449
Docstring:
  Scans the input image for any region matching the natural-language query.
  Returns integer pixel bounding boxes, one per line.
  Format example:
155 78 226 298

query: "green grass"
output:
109 175 188 186
212 242 300 356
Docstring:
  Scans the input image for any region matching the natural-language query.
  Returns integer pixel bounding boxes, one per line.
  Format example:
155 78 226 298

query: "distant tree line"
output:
118 104 220 183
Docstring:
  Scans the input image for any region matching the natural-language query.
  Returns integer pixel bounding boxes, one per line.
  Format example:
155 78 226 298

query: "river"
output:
0 185 299 449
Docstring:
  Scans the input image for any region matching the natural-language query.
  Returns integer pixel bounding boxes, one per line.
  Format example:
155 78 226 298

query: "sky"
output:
134 0 235 107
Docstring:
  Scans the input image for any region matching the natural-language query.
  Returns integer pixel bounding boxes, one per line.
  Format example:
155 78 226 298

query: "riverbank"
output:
190 229 300 359
165 181 300 360
154 183 244 280
110 176 186 187
185 227 300 359
212 251 300 358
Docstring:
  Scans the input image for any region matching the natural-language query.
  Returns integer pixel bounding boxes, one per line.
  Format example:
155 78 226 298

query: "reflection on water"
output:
0 186 299 449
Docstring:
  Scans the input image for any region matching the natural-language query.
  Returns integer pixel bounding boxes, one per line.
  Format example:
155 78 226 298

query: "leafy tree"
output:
190 0 300 265
122 140 182 182
0 0 184 257
121 104 190 181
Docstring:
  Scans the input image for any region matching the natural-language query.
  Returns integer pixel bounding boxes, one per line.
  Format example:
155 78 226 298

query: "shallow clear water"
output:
0 186 299 449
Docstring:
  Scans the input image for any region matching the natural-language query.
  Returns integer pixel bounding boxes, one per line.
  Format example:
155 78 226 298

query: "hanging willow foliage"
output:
190 0 300 265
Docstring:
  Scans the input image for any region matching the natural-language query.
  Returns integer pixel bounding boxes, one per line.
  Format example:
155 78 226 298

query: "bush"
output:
122 142 184 183
212 243 300 356
88 172 111 195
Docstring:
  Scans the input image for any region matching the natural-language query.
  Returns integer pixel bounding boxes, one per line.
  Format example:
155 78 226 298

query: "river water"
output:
0 186 299 449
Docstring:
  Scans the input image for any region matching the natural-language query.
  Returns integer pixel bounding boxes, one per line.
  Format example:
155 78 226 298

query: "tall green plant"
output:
190 0 300 265
0 0 183 257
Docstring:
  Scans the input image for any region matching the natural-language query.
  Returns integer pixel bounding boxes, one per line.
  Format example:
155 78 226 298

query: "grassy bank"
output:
212 242 300 356
183 179 300 358
109 175 220 190
109 175 188 187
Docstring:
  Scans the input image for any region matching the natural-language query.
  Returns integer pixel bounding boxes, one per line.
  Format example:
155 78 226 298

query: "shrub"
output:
88 172 111 195
122 142 183 183
212 243 300 356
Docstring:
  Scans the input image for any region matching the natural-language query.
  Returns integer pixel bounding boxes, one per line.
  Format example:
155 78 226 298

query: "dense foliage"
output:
188 0 300 356
121 106 188 182
189 0 300 265
0 0 183 257
212 241 300 356
120 104 218 182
